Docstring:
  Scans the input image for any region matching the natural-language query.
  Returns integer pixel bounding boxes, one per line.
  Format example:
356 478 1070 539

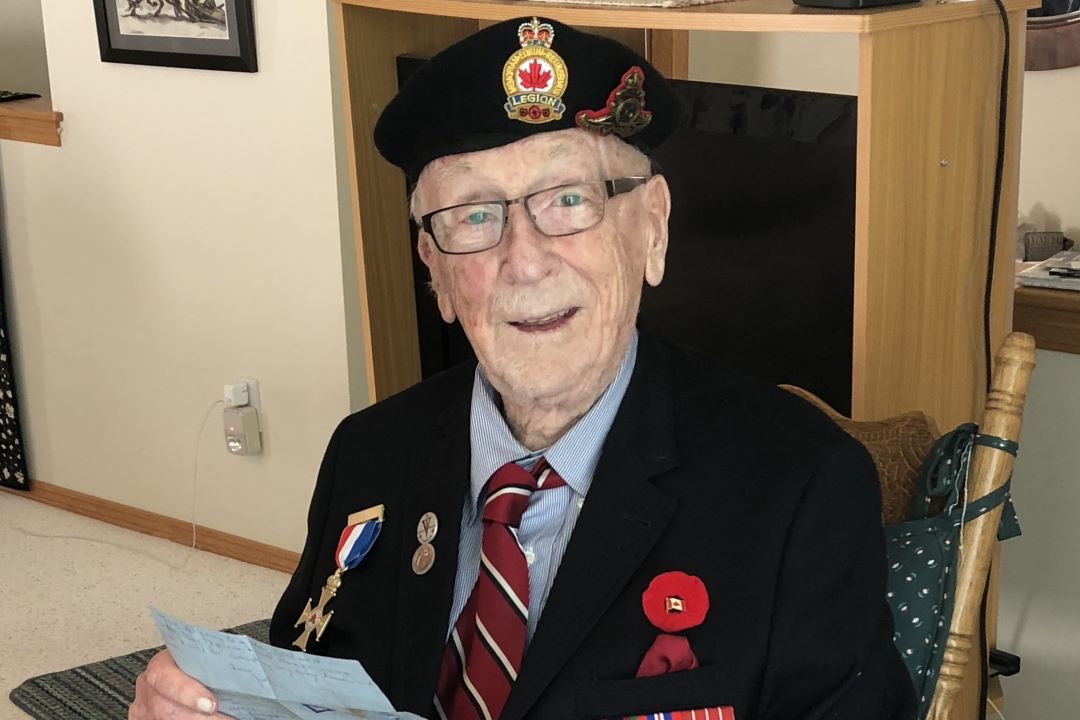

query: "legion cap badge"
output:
503 17 568 125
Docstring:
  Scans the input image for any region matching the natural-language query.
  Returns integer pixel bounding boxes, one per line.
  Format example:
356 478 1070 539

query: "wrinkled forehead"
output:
415 129 626 211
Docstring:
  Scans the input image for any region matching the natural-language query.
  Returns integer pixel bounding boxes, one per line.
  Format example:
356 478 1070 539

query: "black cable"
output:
980 2 1012 717
983 0 1011 397
979 573 992 719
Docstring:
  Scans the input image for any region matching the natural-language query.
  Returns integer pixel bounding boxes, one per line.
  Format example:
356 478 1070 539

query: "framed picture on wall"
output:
92 0 257 73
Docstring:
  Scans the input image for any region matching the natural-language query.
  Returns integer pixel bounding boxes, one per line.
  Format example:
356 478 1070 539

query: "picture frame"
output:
92 0 257 73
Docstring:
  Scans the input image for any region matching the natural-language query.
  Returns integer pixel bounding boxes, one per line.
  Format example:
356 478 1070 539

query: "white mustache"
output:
492 282 585 321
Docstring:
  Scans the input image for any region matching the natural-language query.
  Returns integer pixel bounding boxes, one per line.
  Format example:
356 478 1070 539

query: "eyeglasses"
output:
419 176 650 255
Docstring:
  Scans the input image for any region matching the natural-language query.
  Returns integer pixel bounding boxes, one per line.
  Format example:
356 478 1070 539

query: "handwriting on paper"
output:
150 608 425 720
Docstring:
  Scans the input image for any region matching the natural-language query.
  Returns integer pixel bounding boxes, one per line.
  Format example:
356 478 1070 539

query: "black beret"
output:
374 17 684 178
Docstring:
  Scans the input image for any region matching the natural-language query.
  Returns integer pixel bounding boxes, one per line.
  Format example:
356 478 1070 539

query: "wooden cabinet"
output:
328 1 1036 715
330 0 1032 433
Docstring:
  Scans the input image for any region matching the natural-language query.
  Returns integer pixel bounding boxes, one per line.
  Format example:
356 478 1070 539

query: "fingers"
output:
129 650 221 719
145 650 218 712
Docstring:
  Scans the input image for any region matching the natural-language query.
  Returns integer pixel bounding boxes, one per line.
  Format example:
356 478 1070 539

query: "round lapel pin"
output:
417 512 439 544
412 542 436 575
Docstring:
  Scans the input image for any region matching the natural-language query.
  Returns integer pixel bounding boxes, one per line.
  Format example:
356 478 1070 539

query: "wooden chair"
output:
782 331 1036 719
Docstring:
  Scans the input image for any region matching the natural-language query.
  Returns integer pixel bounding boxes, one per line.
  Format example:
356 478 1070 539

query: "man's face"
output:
415 129 671 411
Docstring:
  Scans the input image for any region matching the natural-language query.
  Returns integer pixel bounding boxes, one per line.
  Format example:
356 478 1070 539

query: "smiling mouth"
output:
508 307 579 333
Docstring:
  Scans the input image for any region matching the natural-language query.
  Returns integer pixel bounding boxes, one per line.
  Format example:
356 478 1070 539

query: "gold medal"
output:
293 568 342 651
293 503 384 652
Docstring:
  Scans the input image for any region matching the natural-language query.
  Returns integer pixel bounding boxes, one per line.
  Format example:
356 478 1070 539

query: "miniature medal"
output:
411 511 438 575
412 542 436 575
293 503 384 651
417 511 438 544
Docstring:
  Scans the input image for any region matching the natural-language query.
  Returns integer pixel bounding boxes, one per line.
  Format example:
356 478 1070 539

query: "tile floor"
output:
0 491 289 720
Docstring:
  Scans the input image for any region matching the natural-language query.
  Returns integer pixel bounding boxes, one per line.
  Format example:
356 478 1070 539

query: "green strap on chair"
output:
908 423 1020 539
885 423 1021 717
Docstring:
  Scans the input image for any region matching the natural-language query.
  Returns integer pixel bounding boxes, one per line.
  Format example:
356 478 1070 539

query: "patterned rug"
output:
8 619 270 720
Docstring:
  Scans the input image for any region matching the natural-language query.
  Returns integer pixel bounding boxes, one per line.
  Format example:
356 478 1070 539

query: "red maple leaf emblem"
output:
518 60 552 91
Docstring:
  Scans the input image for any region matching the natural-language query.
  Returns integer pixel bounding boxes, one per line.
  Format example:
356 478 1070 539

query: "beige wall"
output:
0 0 51 96
0 1 361 552
689 31 857 94
1015 65 1080 237
996 65 1080 717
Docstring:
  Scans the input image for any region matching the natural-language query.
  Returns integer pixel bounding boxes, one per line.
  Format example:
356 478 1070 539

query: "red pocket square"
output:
620 708 735 720
636 634 700 678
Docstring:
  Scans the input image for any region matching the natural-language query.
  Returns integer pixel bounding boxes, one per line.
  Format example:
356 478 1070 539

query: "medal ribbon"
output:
335 516 383 571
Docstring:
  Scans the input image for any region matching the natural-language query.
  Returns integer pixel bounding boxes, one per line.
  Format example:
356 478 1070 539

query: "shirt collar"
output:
468 329 639 508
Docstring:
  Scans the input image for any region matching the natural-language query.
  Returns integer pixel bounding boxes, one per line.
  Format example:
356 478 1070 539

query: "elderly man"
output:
130 17 915 720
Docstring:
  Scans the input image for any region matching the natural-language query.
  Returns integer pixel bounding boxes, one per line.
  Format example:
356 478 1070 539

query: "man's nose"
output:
500 203 555 285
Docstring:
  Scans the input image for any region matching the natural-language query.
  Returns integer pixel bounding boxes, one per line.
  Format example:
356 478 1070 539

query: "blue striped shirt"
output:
449 330 639 639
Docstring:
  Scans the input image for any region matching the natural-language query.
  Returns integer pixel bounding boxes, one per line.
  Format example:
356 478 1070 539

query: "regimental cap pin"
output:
293 503 384 652
575 66 653 140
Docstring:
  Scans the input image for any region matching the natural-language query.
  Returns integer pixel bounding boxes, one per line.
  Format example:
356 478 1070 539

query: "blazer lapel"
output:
501 333 680 720
390 370 473 714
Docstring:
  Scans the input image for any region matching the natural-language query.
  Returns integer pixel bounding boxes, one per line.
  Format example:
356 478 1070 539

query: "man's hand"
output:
129 650 225 719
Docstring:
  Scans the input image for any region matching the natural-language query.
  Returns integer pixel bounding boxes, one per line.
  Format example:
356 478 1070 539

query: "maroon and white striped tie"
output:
434 457 565 720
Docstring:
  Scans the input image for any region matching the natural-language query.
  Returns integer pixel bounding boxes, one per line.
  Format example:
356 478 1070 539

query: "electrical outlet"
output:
222 378 263 455
240 378 261 416
224 405 262 455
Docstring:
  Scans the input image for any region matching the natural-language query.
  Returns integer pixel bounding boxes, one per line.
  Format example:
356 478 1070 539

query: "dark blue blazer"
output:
269 332 916 720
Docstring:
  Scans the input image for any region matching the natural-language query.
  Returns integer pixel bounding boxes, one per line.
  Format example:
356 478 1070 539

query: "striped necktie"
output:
434 457 565 720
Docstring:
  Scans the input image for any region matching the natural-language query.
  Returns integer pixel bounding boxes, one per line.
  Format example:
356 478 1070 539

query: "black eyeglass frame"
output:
419 175 653 255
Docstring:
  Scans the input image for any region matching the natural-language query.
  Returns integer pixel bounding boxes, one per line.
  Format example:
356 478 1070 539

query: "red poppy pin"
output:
641 571 709 633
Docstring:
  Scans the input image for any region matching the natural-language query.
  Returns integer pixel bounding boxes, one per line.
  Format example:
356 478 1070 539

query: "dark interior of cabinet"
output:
399 57 858 414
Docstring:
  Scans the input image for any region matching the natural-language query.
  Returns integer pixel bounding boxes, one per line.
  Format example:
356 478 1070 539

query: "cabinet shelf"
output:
0 96 62 147
338 0 1036 34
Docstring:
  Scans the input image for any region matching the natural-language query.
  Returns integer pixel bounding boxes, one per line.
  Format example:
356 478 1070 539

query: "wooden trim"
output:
0 96 62 147
332 0 1040 35
0 481 298 574
648 29 690 79
334 2 379 404
1013 285 1080 354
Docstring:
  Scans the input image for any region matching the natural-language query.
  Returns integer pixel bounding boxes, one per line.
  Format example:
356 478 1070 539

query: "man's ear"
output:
417 234 458 324
642 174 671 287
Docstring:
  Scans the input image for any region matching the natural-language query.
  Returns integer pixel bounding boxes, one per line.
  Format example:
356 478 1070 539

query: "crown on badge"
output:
518 17 555 49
